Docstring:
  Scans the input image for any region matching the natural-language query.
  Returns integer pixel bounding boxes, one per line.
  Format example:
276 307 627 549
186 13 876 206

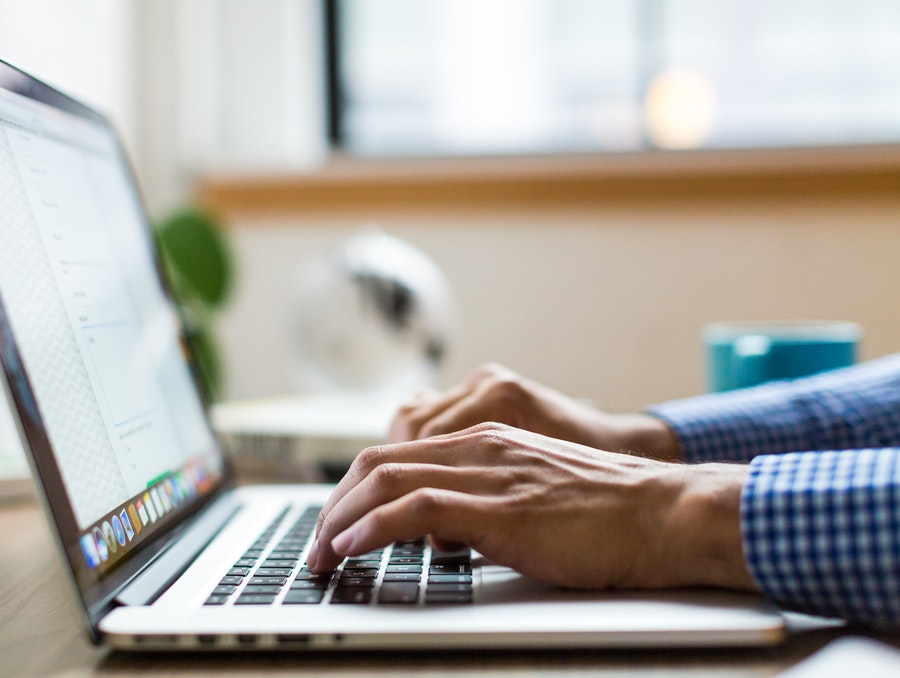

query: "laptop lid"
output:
0 58 230 636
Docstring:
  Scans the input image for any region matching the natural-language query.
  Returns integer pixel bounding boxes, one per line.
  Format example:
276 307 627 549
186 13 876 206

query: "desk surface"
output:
1 493 894 678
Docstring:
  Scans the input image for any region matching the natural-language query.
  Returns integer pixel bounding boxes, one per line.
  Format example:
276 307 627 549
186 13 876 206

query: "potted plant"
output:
154 206 233 403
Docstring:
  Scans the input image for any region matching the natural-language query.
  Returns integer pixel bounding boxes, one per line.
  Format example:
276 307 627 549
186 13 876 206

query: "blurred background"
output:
1 0 899 414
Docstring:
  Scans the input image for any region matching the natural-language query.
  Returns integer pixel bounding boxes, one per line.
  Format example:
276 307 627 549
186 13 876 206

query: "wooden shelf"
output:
198 146 900 218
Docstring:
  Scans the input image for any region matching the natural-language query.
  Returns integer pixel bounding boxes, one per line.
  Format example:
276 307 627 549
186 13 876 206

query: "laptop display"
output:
0 59 227 612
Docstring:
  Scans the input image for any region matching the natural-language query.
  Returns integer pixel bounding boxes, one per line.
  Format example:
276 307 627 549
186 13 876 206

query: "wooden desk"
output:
0 495 893 678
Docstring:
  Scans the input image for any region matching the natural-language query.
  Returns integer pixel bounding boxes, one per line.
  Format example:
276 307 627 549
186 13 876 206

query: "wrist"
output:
611 413 683 461
664 463 759 592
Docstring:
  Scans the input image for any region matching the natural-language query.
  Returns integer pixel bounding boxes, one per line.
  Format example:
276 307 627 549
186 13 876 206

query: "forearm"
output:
647 353 900 463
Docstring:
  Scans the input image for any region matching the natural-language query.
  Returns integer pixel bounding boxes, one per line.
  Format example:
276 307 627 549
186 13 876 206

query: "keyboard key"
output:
390 548 424 557
290 579 329 590
425 591 473 605
341 569 378 579
388 556 422 565
426 583 472 594
269 550 302 559
294 569 332 582
386 564 422 574
338 577 376 588
212 584 238 595
248 576 287 587
345 558 380 568
219 575 245 585
383 572 422 583
429 563 471 574
331 588 373 604
235 592 278 605
227 567 251 577
204 594 230 606
261 559 297 569
256 567 294 577
233 558 258 568
242 585 283 594
278 540 308 549
378 582 419 604
283 589 325 605
428 573 472 584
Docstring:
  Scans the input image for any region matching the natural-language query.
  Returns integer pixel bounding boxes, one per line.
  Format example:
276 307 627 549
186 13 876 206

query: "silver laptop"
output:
0 58 785 651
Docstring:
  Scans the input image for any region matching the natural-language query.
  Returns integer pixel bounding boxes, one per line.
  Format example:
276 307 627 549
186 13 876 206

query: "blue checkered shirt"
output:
649 353 900 626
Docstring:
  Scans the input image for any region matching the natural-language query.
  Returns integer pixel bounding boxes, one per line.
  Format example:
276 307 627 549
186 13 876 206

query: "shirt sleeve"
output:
646 353 900 463
645 353 900 625
742 449 900 626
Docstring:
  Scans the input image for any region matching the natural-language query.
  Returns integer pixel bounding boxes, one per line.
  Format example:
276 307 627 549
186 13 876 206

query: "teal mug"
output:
703 320 862 392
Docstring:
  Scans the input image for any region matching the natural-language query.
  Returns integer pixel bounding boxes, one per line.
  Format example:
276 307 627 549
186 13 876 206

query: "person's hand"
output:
389 363 682 461
308 422 757 593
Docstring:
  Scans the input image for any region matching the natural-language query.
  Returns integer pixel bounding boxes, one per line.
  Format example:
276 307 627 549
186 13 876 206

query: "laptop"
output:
0 57 785 651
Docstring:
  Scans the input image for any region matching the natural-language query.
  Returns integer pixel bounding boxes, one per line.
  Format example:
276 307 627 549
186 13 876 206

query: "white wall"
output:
134 0 327 217
3 3 896 414
215 194 900 412
0 0 138 148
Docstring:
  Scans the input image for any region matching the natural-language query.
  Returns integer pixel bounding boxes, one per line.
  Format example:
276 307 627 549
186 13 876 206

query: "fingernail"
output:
306 539 320 569
331 528 356 556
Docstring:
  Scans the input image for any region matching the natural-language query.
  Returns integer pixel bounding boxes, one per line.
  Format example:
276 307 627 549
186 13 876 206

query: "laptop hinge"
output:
115 494 241 606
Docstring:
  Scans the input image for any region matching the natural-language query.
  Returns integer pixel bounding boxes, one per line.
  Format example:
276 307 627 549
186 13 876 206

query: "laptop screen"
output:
0 61 227 598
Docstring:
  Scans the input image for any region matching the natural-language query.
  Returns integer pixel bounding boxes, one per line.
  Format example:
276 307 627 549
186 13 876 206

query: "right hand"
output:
310 422 753 592
389 363 682 461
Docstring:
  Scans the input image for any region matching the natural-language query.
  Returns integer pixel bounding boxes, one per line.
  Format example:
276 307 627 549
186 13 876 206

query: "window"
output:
327 0 900 157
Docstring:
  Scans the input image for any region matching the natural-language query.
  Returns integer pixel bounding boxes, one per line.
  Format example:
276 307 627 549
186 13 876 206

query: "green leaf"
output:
156 207 233 309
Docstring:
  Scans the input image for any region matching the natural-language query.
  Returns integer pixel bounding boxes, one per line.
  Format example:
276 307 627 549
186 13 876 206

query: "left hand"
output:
389 363 682 461
308 422 756 592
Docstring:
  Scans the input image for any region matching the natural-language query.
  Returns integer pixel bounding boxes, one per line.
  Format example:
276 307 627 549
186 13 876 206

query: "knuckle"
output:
488 375 530 406
407 487 448 517
364 506 391 533
473 421 512 436
355 444 389 471
472 362 508 382
394 403 417 419
395 398 424 418
472 424 516 455
368 462 405 490
473 362 498 377
457 421 507 438
393 407 430 436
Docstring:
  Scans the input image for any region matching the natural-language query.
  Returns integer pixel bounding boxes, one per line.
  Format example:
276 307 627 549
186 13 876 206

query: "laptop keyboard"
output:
203 505 472 607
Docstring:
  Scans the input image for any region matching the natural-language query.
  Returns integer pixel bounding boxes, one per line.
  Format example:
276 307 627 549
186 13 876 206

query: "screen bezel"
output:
0 57 234 640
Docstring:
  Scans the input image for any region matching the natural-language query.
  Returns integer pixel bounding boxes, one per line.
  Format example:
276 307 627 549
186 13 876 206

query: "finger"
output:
312 462 499 572
330 488 492 561
429 535 468 552
389 382 476 442
414 391 509 439
314 425 508 541
389 364 510 442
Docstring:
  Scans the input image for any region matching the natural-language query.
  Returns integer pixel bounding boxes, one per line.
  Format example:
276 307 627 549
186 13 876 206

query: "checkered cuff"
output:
742 449 900 625
647 353 900 463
